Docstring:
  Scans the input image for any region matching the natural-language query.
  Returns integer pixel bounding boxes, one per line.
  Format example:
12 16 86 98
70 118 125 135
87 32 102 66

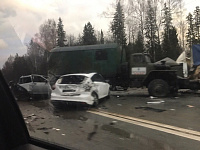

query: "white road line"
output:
88 110 200 142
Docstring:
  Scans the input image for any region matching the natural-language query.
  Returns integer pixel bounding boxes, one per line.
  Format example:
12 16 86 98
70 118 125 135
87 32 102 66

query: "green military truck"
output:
48 43 200 97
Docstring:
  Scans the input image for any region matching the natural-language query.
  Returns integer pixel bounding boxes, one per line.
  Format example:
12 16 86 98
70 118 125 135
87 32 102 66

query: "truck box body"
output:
48 43 126 82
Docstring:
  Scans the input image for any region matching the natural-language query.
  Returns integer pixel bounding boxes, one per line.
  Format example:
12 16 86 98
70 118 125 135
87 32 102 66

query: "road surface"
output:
17 88 200 150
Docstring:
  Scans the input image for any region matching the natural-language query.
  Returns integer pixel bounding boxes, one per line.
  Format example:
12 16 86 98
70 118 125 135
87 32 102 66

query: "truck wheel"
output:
148 79 169 97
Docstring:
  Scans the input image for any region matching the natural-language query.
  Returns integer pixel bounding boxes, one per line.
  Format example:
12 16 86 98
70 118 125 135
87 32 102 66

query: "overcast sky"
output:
0 0 198 68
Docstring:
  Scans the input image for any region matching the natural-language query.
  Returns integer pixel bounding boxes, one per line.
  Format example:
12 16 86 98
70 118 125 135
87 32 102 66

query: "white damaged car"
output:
18 74 52 99
50 73 110 106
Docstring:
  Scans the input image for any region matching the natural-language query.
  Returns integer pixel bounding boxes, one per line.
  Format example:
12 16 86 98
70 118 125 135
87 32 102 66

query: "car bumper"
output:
51 92 94 105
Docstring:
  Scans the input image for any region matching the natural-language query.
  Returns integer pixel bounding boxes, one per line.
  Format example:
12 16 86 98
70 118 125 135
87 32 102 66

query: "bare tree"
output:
124 0 147 44
66 34 76 46
39 19 57 51
166 0 186 49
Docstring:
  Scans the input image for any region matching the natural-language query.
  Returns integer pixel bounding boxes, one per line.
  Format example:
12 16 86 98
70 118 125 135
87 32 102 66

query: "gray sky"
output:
0 0 198 68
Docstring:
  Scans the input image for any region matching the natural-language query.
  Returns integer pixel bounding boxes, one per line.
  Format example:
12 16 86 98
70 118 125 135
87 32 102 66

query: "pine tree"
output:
186 13 195 49
82 22 97 45
162 3 180 60
193 6 200 43
57 17 67 47
2 55 14 82
134 31 144 53
144 0 161 61
111 1 127 48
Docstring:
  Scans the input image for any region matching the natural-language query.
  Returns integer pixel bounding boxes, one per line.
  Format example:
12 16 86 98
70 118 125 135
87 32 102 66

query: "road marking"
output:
87 109 200 142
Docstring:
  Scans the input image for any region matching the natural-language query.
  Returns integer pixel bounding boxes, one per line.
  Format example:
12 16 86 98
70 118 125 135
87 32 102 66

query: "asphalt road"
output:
17 88 200 150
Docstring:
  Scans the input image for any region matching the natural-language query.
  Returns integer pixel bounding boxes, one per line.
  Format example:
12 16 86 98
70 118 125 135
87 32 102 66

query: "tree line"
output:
2 17 103 82
2 1 200 83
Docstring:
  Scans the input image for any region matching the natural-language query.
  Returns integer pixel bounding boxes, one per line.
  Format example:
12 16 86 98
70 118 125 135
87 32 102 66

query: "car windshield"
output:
1 1 200 150
58 75 86 84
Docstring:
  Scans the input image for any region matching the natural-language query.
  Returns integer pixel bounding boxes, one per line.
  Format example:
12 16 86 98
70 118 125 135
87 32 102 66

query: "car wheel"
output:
123 87 128 91
110 85 117 91
106 90 110 99
148 79 169 97
92 93 99 107
17 93 31 101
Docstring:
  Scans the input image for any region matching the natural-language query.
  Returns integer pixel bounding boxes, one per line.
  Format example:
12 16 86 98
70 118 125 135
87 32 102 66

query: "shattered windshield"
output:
1 0 200 150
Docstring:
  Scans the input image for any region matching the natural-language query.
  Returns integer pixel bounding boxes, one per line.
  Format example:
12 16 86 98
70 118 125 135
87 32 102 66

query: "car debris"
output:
147 100 165 104
187 105 195 108
110 121 117 125
26 121 35 132
135 106 166 112
150 96 158 99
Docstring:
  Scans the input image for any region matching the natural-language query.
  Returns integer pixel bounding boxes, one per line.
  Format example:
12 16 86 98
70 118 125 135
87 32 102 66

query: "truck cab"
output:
129 53 154 87
128 53 177 97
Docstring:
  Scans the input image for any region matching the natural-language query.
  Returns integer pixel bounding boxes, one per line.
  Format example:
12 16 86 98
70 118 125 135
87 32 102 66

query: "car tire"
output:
106 90 110 99
148 79 169 97
110 85 117 91
92 93 99 107
18 93 31 101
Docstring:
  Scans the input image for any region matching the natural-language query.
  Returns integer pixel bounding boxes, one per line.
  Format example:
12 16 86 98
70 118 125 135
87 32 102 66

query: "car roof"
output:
61 73 97 78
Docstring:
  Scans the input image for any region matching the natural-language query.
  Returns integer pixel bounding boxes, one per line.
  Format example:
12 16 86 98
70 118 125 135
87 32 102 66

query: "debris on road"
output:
98 105 108 110
43 131 49 134
37 127 51 130
52 127 61 131
150 96 158 99
187 105 195 108
117 104 122 106
24 114 39 122
87 125 98 141
147 101 165 104
135 106 166 112
170 109 175 111
110 120 117 125
26 121 35 132
130 133 134 139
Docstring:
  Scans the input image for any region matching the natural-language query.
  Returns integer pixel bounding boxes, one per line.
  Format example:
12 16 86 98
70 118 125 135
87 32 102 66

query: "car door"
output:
18 76 33 93
91 74 109 98
32 75 49 95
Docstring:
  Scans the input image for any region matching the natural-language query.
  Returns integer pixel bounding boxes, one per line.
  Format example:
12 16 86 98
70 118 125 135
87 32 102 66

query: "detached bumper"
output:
50 92 94 105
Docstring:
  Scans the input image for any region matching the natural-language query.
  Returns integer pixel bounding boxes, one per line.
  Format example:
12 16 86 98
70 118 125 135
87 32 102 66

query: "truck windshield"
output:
145 55 151 63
